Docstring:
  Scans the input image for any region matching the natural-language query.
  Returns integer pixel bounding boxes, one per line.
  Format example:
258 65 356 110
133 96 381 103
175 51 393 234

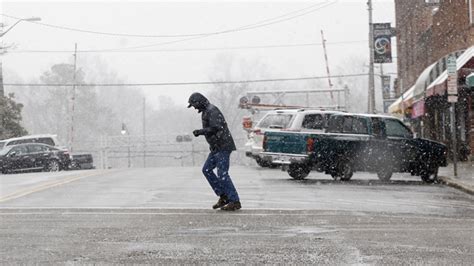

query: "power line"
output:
3 73 369 87
79 1 339 52
7 40 367 53
0 1 338 52
1 1 333 38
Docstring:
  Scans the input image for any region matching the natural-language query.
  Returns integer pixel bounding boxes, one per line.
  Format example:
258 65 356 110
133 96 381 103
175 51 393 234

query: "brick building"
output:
390 0 474 160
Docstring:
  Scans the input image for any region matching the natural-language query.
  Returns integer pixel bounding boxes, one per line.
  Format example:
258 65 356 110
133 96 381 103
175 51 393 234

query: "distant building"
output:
391 0 474 160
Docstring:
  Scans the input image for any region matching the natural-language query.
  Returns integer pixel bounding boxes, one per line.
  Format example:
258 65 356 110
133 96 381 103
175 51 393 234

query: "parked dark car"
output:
0 143 72 174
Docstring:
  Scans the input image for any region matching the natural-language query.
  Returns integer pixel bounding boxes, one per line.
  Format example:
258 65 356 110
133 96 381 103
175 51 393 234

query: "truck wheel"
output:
256 158 268 168
331 159 353 181
288 164 310 180
377 169 392 181
339 160 353 181
420 167 439 183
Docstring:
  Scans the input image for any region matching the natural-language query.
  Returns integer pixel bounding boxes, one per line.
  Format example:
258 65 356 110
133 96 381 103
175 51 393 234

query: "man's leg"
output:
202 152 225 197
215 151 240 203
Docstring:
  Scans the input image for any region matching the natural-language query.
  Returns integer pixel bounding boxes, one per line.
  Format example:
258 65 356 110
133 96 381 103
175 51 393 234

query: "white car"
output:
0 134 62 150
245 109 342 167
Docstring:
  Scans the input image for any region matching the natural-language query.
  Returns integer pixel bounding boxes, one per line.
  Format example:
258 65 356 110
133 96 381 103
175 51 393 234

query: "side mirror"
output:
8 151 17 157
413 132 418 139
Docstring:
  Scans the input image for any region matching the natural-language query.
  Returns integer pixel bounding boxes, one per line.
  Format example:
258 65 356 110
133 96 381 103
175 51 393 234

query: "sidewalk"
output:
438 161 474 195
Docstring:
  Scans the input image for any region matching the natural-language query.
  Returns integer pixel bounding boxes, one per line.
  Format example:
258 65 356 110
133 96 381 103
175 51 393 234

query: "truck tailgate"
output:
264 131 309 154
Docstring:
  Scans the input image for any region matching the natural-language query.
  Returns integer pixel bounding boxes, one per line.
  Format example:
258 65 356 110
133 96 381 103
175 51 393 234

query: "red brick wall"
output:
395 0 433 95
395 0 474 95
431 0 473 61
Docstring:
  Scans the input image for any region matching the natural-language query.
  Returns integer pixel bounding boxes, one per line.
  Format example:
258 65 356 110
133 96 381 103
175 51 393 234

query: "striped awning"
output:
426 46 474 96
388 85 415 114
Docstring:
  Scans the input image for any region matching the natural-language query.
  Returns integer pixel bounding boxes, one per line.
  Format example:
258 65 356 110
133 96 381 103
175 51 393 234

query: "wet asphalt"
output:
0 166 473 264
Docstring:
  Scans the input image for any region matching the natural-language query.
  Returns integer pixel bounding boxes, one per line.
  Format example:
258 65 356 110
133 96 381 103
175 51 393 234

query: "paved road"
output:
0 166 473 264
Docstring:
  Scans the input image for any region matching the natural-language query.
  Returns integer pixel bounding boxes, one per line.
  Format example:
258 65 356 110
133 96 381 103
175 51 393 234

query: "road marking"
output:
0 208 472 221
0 171 110 203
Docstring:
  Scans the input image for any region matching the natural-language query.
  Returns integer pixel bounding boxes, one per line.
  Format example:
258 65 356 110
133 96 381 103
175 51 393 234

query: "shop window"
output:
425 0 440 5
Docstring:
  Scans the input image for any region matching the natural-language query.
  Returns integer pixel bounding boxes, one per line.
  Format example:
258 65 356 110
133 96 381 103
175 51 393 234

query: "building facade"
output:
392 0 474 160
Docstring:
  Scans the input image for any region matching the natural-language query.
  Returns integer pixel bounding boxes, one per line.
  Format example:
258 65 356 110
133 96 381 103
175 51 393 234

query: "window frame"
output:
383 118 413 139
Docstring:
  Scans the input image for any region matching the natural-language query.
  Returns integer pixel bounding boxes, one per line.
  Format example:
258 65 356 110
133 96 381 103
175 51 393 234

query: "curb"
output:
438 176 474 196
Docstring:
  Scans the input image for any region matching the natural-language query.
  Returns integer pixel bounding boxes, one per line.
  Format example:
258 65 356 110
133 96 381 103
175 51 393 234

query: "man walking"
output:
188 92 241 211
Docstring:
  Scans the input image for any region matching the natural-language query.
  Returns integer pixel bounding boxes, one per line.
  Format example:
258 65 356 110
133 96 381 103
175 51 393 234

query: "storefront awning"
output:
413 62 437 100
426 46 474 96
388 85 415 114
388 62 436 115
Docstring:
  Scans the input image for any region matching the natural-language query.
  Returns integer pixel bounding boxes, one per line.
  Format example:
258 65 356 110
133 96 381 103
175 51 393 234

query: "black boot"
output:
220 201 241 211
212 195 228 209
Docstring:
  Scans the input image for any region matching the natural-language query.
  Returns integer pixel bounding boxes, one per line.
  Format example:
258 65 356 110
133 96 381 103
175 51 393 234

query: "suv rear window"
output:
257 114 294 129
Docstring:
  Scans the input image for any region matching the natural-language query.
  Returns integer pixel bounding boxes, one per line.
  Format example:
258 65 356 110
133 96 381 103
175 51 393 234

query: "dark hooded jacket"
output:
188 93 237 152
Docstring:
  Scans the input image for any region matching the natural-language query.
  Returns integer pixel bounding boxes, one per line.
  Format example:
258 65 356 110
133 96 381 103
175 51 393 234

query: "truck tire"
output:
256 158 268 168
331 159 353 181
420 166 439 183
288 164 310 180
377 169 392 181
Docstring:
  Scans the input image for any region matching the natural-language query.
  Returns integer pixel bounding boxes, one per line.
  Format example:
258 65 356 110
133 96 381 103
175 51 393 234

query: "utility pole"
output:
69 43 77 152
400 79 405 119
0 23 5 97
367 0 376 113
143 97 146 168
320 30 333 100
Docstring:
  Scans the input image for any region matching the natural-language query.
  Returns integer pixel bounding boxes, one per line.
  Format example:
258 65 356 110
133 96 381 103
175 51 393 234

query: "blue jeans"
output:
202 151 240 203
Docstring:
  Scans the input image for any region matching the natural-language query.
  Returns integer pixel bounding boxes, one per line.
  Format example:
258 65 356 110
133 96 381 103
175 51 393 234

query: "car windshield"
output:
0 146 13 156
257 114 294 129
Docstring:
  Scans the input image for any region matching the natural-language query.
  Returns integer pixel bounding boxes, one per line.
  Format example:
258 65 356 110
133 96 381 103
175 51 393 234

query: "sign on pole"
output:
373 23 393 63
447 54 458 177
383 99 395 113
382 75 391 99
447 55 457 103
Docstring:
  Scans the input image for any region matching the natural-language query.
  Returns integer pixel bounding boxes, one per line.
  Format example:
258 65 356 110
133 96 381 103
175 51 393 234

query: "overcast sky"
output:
1 0 395 107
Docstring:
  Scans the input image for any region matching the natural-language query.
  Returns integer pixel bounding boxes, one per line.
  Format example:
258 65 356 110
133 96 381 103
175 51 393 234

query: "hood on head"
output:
187 92 210 112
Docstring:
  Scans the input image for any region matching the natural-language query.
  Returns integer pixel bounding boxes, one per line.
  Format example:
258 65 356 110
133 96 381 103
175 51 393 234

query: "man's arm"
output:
194 109 224 136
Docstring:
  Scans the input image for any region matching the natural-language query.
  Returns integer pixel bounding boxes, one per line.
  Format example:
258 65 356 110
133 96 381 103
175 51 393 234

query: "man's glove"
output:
193 129 203 137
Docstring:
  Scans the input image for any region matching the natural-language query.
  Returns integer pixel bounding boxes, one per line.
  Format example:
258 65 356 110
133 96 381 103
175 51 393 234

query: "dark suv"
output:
0 143 72 174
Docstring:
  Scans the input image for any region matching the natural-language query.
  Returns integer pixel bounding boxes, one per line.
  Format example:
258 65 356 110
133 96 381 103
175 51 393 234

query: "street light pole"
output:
367 0 376 113
0 17 41 97
121 123 131 168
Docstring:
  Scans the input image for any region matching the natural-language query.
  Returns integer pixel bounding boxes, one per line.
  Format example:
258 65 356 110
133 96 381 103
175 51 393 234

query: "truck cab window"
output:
342 117 354 133
352 117 369 134
327 116 344 133
372 118 386 138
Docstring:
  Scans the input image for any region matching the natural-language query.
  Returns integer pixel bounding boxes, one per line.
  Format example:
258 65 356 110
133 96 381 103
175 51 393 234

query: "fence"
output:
72 134 249 169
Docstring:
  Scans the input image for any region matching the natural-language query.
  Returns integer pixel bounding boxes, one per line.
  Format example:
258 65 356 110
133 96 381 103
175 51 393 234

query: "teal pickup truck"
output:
261 113 447 183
